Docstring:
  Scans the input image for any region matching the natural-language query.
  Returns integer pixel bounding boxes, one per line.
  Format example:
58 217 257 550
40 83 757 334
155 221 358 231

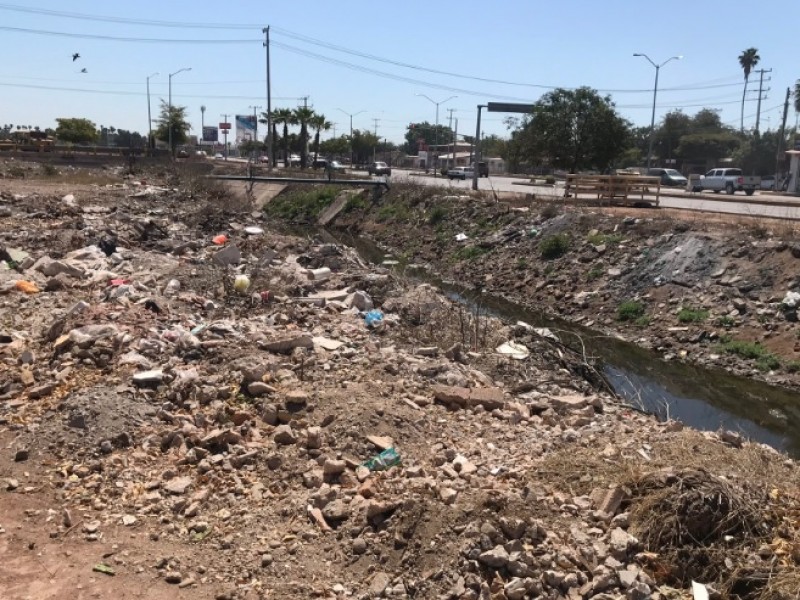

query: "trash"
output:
496 341 530 360
307 267 331 281
691 581 709 600
527 228 540 237
782 291 800 309
93 563 115 576
259 290 270 303
14 280 40 294
362 447 401 471
233 274 251 293
455 233 468 242
143 299 161 314
533 327 560 342
212 234 228 245
109 278 131 286
244 226 264 236
364 309 384 328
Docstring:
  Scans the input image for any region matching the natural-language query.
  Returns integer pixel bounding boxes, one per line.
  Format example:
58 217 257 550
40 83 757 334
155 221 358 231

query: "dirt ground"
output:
2 162 799 600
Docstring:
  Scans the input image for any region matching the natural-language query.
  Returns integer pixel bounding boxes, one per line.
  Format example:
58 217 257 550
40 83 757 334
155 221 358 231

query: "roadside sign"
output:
219 122 232 130
487 102 535 114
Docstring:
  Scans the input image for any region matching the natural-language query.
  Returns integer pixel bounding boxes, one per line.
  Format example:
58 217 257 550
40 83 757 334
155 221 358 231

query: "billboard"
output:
202 126 218 143
235 114 256 144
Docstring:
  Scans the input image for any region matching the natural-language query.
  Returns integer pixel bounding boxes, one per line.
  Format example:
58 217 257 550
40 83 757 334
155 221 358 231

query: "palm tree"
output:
293 107 315 168
271 108 295 166
738 47 760 132
309 113 332 164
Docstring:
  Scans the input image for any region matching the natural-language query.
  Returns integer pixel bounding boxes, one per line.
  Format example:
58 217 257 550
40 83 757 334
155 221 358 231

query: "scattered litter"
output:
312 336 344 351
233 274 251 293
93 563 115 576
14 280 40 294
533 327 560 342
109 278 131 286
244 226 264 236
455 233 468 242
307 267 331 282
212 234 228 245
362 447 401 471
496 341 530 360
364 309 384 328
691 581 709 600
527 228 539 237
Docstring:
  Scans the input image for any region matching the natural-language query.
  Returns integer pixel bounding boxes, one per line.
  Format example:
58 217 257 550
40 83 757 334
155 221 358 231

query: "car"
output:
288 154 301 167
648 168 688 187
329 160 346 173
312 158 328 169
214 153 225 160
694 168 760 195
472 161 489 178
447 166 474 180
193 150 207 159
176 149 189 158
368 161 391 176
258 155 269 164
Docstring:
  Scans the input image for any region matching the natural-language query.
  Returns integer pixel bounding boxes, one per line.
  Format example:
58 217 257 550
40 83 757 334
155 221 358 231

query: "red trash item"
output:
109 278 131 286
260 290 271 303
212 234 228 245
15 280 40 294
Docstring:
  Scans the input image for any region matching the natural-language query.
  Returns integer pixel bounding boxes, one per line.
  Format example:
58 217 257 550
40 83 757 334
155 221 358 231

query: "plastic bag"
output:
364 309 384 327
362 447 401 471
14 280 40 294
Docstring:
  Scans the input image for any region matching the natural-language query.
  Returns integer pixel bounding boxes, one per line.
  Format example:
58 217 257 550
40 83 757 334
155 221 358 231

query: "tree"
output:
738 47 760 132
350 129 380 164
512 87 631 172
734 129 789 175
55 118 99 144
309 113 332 162
292 107 315 168
676 132 740 164
270 108 295 166
319 135 350 158
154 100 191 152
654 111 691 163
404 121 453 155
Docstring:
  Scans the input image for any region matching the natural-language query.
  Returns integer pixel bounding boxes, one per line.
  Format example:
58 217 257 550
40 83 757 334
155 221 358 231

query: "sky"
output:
1 0 798 145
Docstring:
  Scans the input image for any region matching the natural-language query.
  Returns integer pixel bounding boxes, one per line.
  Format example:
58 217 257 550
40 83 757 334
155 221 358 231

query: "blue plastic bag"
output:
364 309 384 327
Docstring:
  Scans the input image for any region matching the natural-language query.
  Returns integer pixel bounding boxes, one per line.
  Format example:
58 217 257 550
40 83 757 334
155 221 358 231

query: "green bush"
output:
428 205 448 225
718 316 736 327
587 266 604 281
617 300 645 322
545 175 556 185
376 202 411 222
677 308 709 323
720 339 780 371
586 233 624 246
539 233 570 259
455 246 489 261
540 204 561 220
41 163 58 177
343 194 368 213
264 186 338 221
635 315 651 327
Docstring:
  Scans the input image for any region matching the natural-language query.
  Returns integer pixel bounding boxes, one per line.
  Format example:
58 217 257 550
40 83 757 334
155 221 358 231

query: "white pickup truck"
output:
692 168 760 196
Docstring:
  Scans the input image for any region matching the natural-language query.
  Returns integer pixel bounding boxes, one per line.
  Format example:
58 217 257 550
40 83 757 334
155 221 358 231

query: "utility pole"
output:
754 68 772 135
472 105 485 191
776 87 790 190
331 122 338 138
453 118 458 169
262 27 273 170
372 118 380 161
300 96 310 109
221 113 230 160
146 72 158 156
447 108 456 131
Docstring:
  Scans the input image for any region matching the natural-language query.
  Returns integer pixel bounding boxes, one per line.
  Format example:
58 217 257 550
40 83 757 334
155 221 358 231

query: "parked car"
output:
214 153 225 160
193 150 207 159
447 166 474 180
472 161 489 178
760 175 790 191
693 168 760 195
312 158 328 169
368 161 391 176
329 160 346 173
176 149 189 158
287 154 301 167
258 155 269 164
648 168 688 187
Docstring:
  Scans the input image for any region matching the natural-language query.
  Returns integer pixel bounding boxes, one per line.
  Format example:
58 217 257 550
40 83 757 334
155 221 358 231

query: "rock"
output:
504 578 528 600
261 334 313 354
551 395 589 411
247 381 271 397
321 500 349 522
352 537 367 555
14 448 29 462
626 582 651 600
609 527 637 556
5 478 19 491
348 291 374 312
323 459 346 477
618 569 638 588
599 485 626 515
28 383 56 399
164 477 193 495
782 291 800 309
40 260 84 279
440 487 458 505
213 244 241 266
432 385 505 410
720 429 744 448
163 279 181 296
133 370 164 386
479 545 510 569
306 426 322 449
164 572 183 584
284 390 308 409
366 435 393 451
368 572 391 596
273 425 297 445
122 515 137 526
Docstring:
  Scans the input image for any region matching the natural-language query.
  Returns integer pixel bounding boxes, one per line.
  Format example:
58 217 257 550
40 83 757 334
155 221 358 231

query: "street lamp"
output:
416 94 457 176
337 108 365 166
168 67 191 157
146 72 158 155
634 53 682 169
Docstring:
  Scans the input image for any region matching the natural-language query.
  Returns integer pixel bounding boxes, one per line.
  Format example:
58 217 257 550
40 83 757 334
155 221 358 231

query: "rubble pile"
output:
1 168 799 599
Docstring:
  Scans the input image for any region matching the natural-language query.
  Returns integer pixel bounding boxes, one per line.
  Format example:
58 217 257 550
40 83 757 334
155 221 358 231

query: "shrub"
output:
428 205 448 225
540 204 561 220
587 266 604 281
718 316 736 327
455 246 489 261
264 186 338 221
677 308 709 323
635 315 651 327
545 175 556 185
617 300 645 322
720 339 780 371
539 233 570 259
41 163 58 177
587 233 624 246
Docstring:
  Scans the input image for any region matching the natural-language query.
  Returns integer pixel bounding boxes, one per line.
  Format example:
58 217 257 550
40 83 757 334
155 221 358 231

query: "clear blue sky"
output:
1 0 798 144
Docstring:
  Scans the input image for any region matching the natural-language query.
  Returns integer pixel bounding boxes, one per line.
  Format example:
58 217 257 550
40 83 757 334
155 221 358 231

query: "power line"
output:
0 26 260 43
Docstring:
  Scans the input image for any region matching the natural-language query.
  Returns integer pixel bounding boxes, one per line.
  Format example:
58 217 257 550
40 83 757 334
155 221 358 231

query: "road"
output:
386 170 800 220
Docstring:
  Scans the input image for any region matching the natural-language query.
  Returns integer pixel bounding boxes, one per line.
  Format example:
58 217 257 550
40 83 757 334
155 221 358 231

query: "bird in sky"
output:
80 68 87 74
72 52 80 61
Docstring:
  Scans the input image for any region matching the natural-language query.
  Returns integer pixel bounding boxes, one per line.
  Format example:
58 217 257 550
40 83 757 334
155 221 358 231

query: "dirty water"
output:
321 228 800 458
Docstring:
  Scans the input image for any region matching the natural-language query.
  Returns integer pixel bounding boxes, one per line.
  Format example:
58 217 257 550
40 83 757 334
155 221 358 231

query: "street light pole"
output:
146 72 158 156
634 53 682 170
168 67 191 158
337 108 365 166
416 94 457 176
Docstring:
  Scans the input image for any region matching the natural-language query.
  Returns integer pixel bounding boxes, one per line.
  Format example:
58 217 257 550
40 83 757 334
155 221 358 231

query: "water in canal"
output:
321 229 800 457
